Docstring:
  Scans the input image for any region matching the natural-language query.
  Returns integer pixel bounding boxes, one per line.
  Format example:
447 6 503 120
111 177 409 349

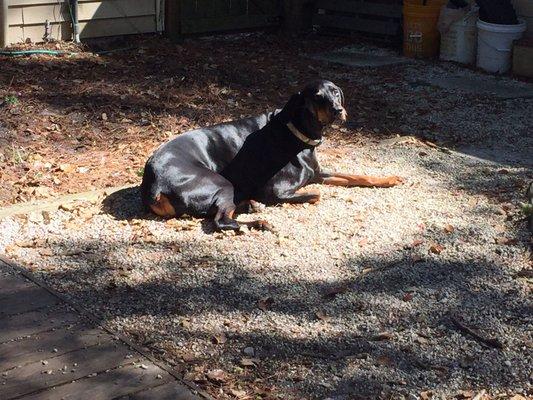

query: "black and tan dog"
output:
140 80 402 230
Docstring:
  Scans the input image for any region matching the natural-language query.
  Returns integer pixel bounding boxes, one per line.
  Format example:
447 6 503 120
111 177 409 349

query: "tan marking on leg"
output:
320 173 404 188
150 194 176 218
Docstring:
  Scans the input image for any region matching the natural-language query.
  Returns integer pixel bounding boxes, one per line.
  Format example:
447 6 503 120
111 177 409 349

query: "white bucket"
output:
512 0 533 40
440 12 478 64
476 18 526 73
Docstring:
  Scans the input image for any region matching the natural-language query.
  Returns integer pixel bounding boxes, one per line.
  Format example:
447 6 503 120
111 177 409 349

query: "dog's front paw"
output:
384 176 404 187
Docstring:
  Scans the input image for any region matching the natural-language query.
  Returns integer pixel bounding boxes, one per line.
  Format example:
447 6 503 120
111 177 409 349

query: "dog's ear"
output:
278 92 304 120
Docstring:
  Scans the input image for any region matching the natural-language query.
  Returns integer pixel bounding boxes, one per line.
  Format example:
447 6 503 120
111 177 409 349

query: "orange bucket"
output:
403 0 447 58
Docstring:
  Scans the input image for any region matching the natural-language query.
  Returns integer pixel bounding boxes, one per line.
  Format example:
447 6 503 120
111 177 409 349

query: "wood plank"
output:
7 3 70 25
314 13 399 36
0 286 60 318
8 1 67 6
6 22 71 44
0 308 79 344
122 380 201 400
317 0 401 18
78 15 157 38
78 0 156 22
181 14 278 34
0 273 35 299
0 341 137 399
19 362 173 400
0 324 109 371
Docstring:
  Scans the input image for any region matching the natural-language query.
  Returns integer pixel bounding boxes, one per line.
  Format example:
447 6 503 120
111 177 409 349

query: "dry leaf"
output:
58 163 75 173
257 297 274 311
376 355 393 366
212 333 227 345
230 388 248 398
15 239 35 248
39 248 54 256
206 369 227 382
429 244 444 254
323 285 348 299
403 292 414 302
315 311 331 322
410 239 423 248
495 237 518 245
412 255 424 264
444 224 455 234
240 358 259 367
372 332 393 341
420 390 433 400
456 390 475 399
358 237 368 246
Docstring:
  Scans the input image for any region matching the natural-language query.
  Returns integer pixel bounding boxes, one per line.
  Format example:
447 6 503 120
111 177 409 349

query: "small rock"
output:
243 347 255 357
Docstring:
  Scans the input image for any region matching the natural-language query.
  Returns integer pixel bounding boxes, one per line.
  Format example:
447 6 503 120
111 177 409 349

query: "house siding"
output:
1 0 162 46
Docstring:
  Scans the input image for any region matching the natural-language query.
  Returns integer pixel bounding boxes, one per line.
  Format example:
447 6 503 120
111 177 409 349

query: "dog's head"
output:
301 80 347 125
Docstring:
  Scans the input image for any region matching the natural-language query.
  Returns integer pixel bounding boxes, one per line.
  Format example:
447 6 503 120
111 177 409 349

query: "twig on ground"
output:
450 314 504 349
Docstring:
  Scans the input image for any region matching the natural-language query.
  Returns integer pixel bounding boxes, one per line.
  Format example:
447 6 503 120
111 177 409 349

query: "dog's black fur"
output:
141 80 347 230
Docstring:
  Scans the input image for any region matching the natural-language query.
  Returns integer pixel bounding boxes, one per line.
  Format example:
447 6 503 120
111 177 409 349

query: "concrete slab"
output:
310 50 410 68
425 75 533 99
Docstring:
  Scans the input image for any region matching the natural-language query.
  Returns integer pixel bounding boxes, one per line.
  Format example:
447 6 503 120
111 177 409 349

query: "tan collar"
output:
286 122 322 146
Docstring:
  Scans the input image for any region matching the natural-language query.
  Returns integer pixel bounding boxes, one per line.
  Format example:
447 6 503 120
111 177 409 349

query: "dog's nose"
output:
334 107 347 121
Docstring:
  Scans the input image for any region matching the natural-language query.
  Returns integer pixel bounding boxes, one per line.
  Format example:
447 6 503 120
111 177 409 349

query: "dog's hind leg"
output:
214 204 239 231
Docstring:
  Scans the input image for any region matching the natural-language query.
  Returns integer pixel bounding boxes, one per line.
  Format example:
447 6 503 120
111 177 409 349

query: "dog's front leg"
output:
317 171 403 188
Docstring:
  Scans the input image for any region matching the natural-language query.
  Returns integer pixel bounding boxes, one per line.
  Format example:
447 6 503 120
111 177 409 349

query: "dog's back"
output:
140 112 273 213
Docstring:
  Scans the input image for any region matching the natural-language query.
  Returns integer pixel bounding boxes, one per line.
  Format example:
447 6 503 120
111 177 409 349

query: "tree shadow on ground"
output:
20 231 531 399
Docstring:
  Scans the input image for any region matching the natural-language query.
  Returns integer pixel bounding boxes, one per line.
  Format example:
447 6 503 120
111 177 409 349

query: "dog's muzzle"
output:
335 107 348 122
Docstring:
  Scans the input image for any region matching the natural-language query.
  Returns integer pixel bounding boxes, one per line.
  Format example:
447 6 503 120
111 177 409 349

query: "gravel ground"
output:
1 41 532 399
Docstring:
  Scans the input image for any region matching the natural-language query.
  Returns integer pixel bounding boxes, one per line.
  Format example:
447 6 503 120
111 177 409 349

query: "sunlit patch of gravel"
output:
1 137 531 399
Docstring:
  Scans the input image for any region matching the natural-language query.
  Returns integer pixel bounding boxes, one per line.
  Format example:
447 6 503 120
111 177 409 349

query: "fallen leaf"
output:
39 248 54 256
372 332 393 341
509 395 527 400
230 388 248 398
376 355 393 366
59 202 78 212
429 244 444 254
58 163 75 173
323 285 348 299
420 390 433 400
15 239 35 248
456 390 475 399
212 333 227 345
412 255 424 264
358 237 368 246
495 237 518 245
472 390 489 400
403 292 414 302
240 358 259 367
411 239 424 247
315 311 331 322
206 369 227 382
444 224 454 234
257 297 274 311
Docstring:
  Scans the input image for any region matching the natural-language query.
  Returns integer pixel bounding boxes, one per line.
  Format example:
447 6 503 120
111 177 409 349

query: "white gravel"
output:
1 59 532 399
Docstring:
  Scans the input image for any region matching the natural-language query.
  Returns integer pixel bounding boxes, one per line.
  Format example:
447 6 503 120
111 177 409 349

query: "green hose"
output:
0 50 75 57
